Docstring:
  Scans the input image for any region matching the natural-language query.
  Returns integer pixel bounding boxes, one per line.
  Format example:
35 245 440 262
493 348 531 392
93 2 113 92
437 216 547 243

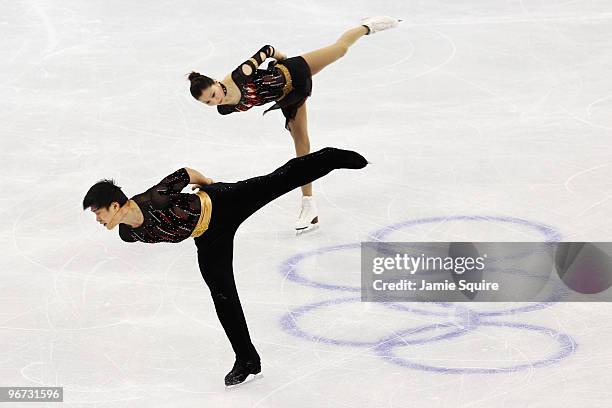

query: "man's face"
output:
91 203 120 228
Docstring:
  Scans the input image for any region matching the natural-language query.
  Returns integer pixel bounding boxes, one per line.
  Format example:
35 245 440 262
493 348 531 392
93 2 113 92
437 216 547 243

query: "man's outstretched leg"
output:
208 147 368 227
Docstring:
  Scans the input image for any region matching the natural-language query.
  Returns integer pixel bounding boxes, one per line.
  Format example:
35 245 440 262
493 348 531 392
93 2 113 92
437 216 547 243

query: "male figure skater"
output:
82 147 367 387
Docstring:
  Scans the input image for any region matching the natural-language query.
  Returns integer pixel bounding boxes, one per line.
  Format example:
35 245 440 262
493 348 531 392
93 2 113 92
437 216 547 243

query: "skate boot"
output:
361 16 401 35
295 196 319 232
224 359 262 389
329 147 368 169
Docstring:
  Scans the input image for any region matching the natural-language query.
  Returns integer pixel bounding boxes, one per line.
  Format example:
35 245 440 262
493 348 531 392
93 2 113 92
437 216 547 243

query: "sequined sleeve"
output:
232 45 276 86
150 168 190 210
158 168 190 192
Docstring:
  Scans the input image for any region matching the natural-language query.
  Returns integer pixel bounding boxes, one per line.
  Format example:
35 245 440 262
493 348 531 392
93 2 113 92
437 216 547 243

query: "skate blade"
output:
295 216 319 234
225 373 264 391
295 222 320 235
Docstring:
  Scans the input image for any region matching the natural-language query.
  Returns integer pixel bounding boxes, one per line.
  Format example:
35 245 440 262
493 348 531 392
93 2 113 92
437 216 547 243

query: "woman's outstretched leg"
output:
301 16 400 76
301 26 368 76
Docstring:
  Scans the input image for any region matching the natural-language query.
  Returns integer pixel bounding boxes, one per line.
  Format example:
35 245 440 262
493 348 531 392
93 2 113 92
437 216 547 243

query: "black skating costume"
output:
118 148 368 384
218 45 313 130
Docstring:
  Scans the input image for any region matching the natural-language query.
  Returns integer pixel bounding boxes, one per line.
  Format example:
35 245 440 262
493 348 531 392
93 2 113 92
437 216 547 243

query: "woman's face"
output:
197 82 224 106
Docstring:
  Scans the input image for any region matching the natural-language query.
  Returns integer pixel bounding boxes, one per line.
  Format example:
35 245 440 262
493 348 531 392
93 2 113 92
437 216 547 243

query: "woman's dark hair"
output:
82 179 128 210
188 71 215 99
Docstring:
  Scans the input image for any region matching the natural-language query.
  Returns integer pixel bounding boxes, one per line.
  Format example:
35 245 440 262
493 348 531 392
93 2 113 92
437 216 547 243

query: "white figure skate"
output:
361 16 401 35
295 196 319 233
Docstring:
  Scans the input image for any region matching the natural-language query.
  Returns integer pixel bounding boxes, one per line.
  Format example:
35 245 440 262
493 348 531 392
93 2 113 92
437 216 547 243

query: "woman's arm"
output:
273 49 287 61
234 45 283 81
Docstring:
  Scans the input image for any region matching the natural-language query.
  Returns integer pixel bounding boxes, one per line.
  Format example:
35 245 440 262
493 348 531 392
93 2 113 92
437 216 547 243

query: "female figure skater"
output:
187 16 399 231
82 147 368 387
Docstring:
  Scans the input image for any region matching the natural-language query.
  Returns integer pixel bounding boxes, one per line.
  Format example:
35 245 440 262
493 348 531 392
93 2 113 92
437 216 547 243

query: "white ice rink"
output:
2 0 612 406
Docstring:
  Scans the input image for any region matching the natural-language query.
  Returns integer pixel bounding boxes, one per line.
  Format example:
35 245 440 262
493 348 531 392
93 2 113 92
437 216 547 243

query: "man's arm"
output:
185 167 214 189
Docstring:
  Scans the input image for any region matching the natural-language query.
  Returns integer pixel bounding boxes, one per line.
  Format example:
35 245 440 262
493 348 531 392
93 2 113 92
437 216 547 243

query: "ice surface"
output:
1 0 612 406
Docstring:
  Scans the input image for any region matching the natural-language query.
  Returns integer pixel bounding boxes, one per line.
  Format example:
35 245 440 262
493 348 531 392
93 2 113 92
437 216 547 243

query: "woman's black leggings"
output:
193 147 367 362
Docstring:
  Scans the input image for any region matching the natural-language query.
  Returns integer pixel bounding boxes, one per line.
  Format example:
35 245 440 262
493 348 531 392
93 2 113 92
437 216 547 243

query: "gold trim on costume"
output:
190 191 212 238
276 64 293 101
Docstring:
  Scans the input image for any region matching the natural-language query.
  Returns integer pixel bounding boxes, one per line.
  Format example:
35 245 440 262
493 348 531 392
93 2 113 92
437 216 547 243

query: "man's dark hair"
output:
82 179 128 210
